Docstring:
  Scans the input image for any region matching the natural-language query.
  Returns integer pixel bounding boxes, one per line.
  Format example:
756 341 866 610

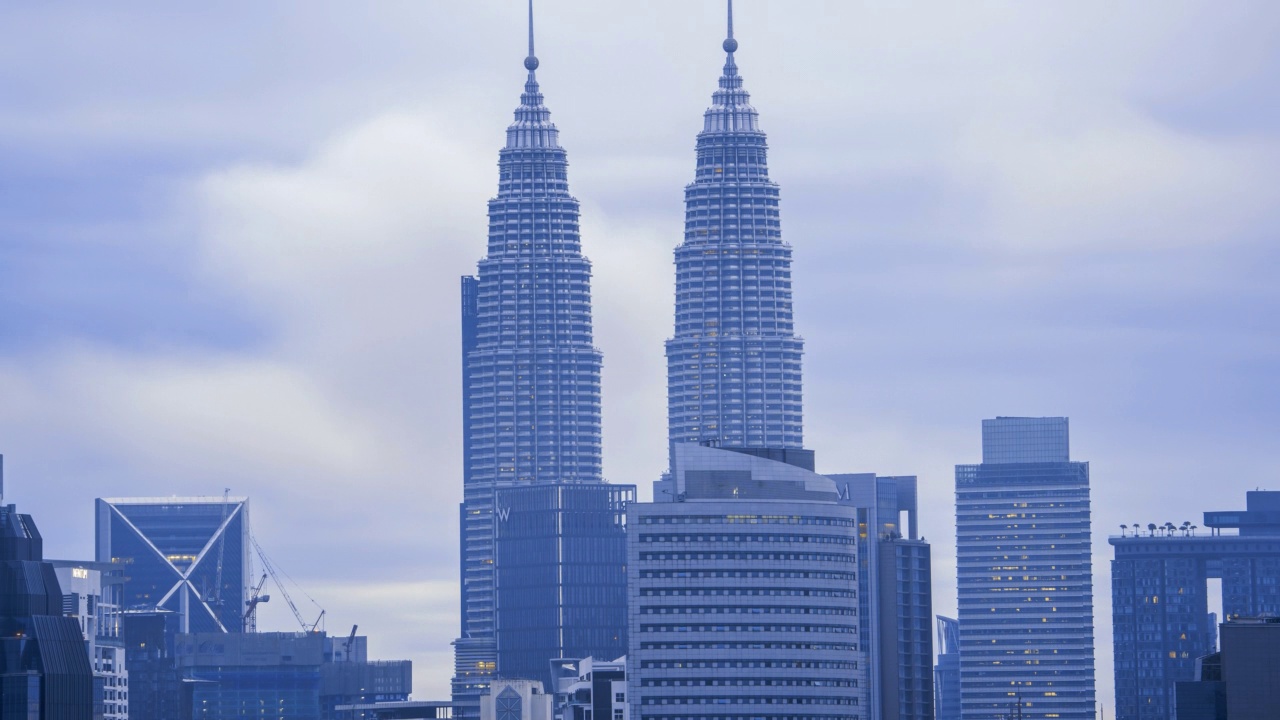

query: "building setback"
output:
1110 491 1280 720
664 0 803 456
629 443 868 720
453 3 629 717
955 417 1096 720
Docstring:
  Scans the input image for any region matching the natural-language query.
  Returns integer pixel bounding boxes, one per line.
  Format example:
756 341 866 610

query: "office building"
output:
665 0 804 454
628 443 867 720
1173 652 1225 720
551 655 626 720
0 485 95 718
96 495 250 634
493 484 632 689
52 560 130 719
955 417 1096 720
1110 491 1280 720
832 474 933 720
454 4 624 717
935 616 961 720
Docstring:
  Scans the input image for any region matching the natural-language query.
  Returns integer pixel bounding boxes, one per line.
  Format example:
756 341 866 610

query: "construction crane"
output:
250 536 325 633
343 624 358 661
209 488 230 607
243 573 270 633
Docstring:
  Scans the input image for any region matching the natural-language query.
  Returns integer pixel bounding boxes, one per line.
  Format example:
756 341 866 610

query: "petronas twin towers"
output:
453 2 802 716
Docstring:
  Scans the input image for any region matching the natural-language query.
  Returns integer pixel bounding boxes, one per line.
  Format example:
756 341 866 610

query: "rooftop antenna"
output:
724 0 738 53
524 0 539 73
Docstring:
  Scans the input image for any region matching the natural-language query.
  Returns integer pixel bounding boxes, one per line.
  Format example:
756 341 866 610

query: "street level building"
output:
955 417 1097 720
96 496 249 634
1110 491 1280 720
628 443 867 720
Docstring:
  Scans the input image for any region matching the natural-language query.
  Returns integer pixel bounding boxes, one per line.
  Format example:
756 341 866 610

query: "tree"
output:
1148 523 1158 537
1120 524 1129 538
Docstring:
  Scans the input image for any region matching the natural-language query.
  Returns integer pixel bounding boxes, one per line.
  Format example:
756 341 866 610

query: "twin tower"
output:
454 2 808 717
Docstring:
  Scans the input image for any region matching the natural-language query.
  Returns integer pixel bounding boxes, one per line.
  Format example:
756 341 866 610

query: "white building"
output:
481 679 553 720
52 560 129 720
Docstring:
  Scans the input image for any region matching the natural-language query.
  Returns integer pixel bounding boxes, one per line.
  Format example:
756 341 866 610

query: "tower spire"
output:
525 0 539 74
724 0 738 54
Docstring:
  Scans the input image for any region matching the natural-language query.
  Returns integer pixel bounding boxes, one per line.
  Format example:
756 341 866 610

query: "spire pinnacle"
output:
723 0 738 54
524 0 539 72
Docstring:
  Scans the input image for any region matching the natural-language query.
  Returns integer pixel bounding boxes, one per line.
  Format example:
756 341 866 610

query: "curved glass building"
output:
628 443 867 720
665 0 804 455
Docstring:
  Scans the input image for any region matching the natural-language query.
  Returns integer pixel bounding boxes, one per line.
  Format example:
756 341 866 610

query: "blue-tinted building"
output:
955 417 1096 720
665 0 804 456
96 495 250 634
493 483 632 689
1110 491 1280 720
0 464 95 719
454 4 624 717
629 443 868 720
935 616 961 720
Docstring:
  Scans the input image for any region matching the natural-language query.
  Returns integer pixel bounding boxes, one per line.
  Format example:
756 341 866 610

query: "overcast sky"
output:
2 1 1279 710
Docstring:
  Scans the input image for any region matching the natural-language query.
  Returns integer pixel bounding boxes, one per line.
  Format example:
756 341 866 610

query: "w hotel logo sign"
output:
96 496 250 634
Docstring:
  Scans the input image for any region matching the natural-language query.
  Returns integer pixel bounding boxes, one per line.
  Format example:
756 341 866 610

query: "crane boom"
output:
212 488 230 606
250 536 324 632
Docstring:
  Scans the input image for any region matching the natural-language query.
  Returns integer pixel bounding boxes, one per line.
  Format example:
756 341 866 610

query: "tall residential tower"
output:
955 417 1097 720
665 0 804 455
453 4 629 716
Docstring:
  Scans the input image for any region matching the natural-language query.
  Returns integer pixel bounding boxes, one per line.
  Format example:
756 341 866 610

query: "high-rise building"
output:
954 417 1096 720
832 474 933 720
454 4 629 717
935 616 961 720
1110 491 1280 720
492 483 632 689
0 472 95 718
665 0 803 455
628 443 868 720
95 495 250 634
51 560 130 720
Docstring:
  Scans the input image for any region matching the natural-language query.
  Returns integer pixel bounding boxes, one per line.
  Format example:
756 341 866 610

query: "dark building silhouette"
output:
1110 491 1280 720
1174 618 1280 720
0 465 95 719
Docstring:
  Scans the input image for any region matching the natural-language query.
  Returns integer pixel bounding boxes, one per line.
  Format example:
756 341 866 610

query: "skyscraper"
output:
95 495 250 634
665 0 804 455
954 417 1097 720
454 4 627 717
1110 491 1280 720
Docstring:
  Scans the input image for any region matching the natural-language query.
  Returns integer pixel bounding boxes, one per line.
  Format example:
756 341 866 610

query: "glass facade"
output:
494 484 632 689
955 417 1096 720
0 498 96 720
935 616 961 720
454 9 612 718
665 3 804 455
1109 491 1280 720
96 496 250 634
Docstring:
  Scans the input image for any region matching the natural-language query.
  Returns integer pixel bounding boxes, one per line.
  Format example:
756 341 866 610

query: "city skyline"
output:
2 2 1279 713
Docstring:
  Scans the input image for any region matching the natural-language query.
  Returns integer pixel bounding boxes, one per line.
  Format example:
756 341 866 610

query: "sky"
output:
2 0 1279 711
